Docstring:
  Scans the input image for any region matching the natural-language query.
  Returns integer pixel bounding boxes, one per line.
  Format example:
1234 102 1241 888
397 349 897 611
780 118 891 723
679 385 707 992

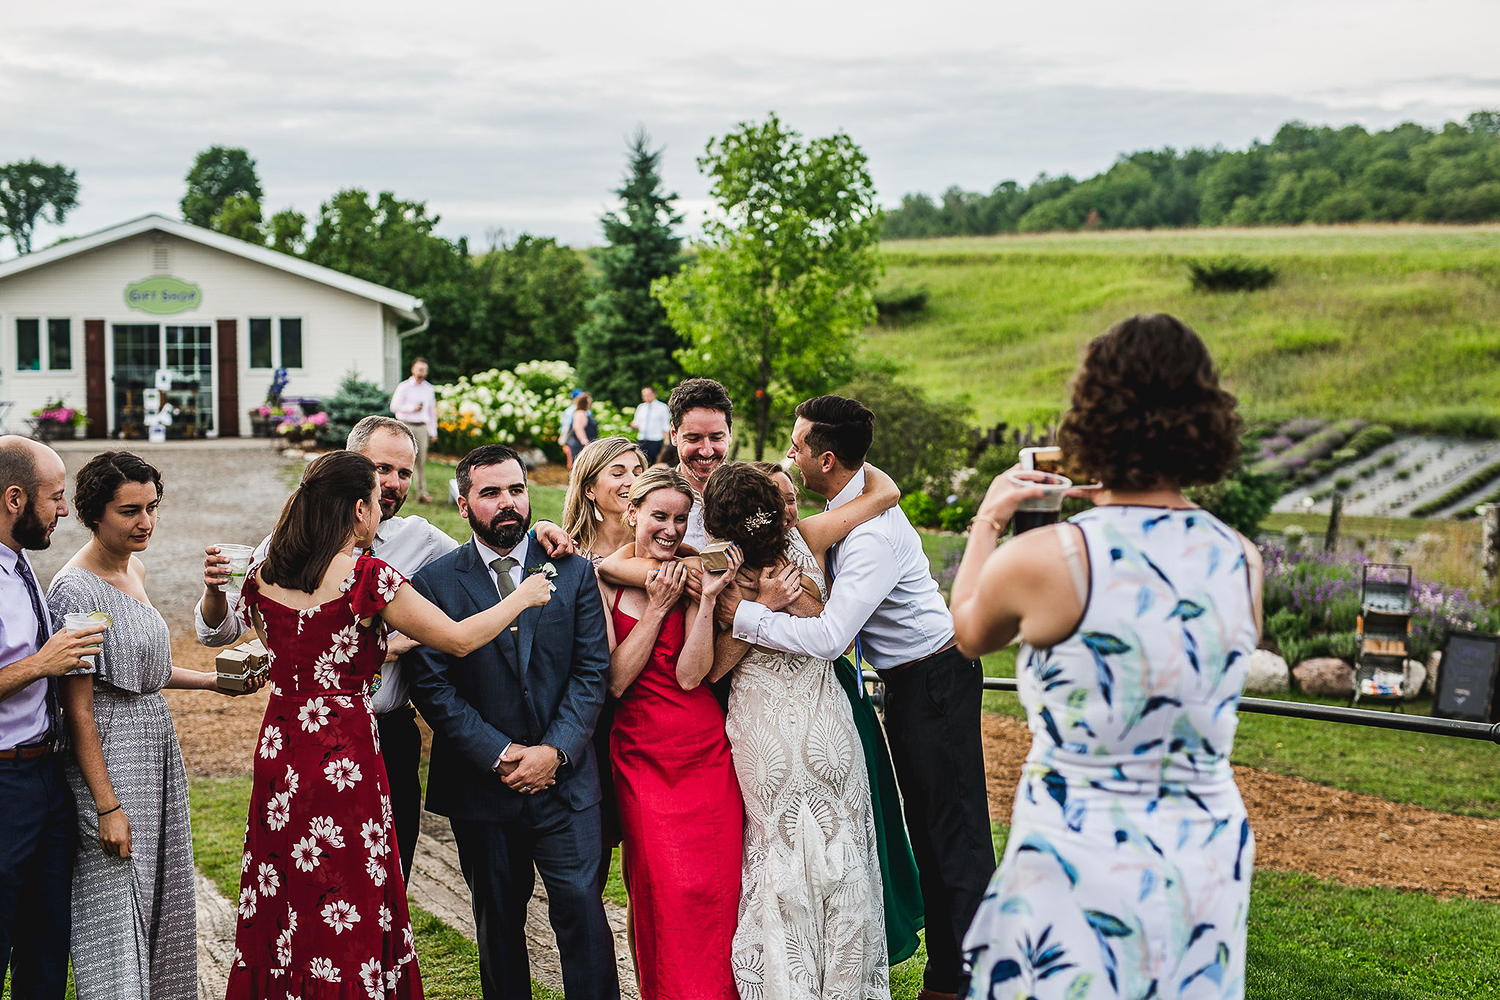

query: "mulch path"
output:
170 624 1500 903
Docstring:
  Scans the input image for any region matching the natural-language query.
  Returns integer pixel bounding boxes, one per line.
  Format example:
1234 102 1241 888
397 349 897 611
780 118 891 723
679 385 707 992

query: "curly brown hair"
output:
702 463 788 569
73 451 163 531
1058 314 1241 491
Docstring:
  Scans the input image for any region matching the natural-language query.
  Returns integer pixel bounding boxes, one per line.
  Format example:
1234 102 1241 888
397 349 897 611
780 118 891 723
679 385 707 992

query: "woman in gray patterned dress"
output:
46 452 257 1000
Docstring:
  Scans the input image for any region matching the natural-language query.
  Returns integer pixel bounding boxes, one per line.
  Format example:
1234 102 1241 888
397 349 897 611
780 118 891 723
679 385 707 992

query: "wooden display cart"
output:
1352 563 1412 710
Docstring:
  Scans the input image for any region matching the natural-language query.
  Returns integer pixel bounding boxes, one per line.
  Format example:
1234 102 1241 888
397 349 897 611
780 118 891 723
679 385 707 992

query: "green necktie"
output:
491 556 517 597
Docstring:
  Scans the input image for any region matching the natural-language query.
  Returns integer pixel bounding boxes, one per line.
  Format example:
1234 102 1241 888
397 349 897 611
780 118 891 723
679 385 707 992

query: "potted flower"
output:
30 398 88 441
249 368 291 437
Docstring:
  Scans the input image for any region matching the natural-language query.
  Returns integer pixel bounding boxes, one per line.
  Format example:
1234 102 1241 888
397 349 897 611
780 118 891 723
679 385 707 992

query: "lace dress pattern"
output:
727 529 889 1000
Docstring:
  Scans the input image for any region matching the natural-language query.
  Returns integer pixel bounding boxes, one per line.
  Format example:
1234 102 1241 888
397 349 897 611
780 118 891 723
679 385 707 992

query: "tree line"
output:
884 111 1500 237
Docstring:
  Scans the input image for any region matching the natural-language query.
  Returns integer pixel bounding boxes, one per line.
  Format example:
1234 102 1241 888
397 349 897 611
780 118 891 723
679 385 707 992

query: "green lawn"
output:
871 226 1500 432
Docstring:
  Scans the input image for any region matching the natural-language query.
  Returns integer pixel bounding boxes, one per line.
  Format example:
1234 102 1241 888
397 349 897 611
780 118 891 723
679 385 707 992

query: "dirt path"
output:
981 713 1500 901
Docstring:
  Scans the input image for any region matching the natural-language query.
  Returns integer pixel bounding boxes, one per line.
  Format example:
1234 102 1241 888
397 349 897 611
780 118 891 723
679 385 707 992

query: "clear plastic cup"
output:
63 612 109 668
216 544 256 595
1008 471 1072 534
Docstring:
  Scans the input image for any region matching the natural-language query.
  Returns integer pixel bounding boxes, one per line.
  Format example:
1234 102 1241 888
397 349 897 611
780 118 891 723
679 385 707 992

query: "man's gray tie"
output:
490 556 521 663
490 556 517 597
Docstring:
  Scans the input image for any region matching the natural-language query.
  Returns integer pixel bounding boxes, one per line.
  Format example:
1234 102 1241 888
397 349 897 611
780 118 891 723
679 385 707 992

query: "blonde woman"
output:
606 468 743 999
563 437 647 567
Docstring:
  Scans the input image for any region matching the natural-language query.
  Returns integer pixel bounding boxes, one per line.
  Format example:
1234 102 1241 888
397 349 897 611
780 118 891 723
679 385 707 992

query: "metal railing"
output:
862 671 1500 745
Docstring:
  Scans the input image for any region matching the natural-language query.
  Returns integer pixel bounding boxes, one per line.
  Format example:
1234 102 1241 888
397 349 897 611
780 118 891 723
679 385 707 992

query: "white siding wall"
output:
0 231 390 434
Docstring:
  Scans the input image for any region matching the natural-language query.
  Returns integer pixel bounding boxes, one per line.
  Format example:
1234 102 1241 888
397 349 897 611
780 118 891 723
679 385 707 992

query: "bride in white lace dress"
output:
701 462 899 1000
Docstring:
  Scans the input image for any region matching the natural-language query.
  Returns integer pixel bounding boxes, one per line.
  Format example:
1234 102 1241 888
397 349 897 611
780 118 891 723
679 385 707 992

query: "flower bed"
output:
1260 542 1497 667
434 360 633 460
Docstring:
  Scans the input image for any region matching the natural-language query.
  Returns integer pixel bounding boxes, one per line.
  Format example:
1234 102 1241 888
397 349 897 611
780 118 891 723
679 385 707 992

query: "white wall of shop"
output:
0 230 398 433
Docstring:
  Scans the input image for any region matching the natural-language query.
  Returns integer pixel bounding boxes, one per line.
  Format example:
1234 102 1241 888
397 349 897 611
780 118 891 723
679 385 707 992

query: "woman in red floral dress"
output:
227 451 550 999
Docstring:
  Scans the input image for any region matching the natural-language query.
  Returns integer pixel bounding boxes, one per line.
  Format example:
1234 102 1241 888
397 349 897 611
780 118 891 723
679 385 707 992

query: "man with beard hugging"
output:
407 444 617 1000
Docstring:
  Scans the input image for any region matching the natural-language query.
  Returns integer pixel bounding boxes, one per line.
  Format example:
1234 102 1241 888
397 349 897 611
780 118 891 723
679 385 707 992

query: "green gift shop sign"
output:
124 275 202 315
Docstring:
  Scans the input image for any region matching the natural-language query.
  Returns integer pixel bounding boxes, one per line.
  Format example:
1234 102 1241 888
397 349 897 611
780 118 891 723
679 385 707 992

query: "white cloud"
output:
5 0 1499 249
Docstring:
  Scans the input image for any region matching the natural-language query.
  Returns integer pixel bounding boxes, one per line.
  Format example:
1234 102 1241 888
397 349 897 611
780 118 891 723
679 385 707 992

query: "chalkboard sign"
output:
1433 629 1500 723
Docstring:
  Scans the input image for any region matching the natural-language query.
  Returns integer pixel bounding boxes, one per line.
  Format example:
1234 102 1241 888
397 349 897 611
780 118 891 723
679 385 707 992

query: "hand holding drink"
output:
211 544 256 595
62 611 112 669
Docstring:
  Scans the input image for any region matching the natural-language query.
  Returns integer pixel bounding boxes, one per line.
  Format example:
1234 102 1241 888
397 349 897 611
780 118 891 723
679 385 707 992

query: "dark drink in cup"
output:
1011 508 1061 534
1007 471 1070 535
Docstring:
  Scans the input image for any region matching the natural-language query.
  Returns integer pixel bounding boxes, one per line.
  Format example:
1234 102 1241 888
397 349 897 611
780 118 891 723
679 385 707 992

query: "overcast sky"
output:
6 0 1500 249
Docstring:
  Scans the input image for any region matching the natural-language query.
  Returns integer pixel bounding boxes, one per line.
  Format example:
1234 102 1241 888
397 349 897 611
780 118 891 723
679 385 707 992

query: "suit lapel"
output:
456 541 522 679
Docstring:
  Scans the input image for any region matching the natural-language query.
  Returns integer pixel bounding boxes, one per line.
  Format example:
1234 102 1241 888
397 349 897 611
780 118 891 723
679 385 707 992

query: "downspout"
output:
397 302 430 341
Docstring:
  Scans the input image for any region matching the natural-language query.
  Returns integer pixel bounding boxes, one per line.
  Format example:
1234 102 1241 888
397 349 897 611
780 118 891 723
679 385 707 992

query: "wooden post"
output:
1483 504 1500 591
1324 492 1344 553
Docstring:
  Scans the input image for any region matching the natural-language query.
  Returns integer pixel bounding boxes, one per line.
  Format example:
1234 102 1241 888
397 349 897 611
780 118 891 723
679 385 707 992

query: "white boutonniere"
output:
527 561 559 592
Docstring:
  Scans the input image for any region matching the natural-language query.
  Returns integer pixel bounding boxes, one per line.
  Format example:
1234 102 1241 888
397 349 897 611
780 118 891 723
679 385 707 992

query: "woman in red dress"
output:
227 451 551 999
604 467 744 999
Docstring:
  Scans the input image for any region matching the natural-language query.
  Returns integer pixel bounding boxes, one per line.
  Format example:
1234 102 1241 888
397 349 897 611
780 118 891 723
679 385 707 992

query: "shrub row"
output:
1254 418 1367 479
1418 460 1500 517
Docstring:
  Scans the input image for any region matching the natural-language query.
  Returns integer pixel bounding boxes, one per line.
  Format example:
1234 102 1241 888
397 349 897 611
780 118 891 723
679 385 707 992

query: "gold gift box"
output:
215 639 269 693
700 540 733 573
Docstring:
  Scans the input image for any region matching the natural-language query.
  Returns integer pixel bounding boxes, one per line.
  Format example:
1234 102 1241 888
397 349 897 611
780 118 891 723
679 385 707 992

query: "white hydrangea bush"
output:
435 360 634 457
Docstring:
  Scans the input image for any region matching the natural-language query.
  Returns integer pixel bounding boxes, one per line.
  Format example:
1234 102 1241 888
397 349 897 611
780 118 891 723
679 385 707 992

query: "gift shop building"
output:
0 213 428 439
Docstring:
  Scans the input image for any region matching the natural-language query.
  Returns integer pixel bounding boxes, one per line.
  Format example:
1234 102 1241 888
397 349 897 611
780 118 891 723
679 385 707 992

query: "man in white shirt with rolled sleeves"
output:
391 357 438 503
718 395 993 1000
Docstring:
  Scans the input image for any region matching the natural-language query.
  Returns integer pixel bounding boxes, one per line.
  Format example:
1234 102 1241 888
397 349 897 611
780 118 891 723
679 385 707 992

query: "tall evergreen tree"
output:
575 128 684 406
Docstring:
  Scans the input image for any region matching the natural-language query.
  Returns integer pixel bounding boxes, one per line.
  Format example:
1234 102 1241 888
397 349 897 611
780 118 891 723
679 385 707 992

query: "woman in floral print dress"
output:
950 315 1263 1000
227 451 550 999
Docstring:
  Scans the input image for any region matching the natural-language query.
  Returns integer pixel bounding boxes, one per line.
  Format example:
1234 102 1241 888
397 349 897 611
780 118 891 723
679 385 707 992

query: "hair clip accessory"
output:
743 509 774 531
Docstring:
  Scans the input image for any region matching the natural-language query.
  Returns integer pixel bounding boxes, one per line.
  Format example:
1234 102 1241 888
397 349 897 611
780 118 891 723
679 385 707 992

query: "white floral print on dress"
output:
325 757 362 791
310 815 345 849
257 862 280 898
309 957 341 982
259 725 283 759
291 835 323 872
359 959 383 999
322 900 360 935
298 697 332 732
361 818 389 856
376 565 402 602
266 791 292 832
365 854 387 886
312 652 339 689
330 623 360 663
238 886 257 919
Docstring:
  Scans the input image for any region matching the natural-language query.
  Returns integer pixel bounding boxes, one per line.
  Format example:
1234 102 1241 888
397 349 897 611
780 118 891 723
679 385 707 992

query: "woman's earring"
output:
592 502 604 522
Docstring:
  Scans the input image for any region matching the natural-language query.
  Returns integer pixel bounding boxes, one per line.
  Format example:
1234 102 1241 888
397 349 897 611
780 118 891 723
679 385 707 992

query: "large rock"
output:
1245 650 1290 695
1403 659 1427 701
1293 657 1355 696
1425 651 1441 696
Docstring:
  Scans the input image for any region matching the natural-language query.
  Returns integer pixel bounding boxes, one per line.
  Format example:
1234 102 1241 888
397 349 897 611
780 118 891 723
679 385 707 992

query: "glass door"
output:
112 324 160 440
165 325 214 437
111 324 214 438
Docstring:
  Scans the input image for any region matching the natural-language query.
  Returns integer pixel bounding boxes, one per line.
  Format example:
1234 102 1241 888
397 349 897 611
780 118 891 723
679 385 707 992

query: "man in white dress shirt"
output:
720 395 993 1000
391 357 438 503
629 385 671 466
195 416 575 878
666 377 733 550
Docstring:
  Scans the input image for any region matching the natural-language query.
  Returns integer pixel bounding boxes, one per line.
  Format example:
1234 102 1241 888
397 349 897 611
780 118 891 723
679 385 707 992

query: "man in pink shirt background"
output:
391 357 439 503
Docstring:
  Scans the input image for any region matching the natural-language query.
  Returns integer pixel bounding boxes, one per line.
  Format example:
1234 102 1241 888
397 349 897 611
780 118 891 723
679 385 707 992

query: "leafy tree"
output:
881 108 1500 236
302 189 475 379
0 160 80 255
844 367 972 495
654 113 883 458
476 233 589 369
1184 463 1280 537
268 210 308 255
182 147 262 228
211 194 265 244
575 128 684 405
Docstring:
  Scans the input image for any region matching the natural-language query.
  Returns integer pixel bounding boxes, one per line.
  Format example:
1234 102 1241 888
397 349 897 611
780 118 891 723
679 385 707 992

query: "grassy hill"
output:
869 224 1500 432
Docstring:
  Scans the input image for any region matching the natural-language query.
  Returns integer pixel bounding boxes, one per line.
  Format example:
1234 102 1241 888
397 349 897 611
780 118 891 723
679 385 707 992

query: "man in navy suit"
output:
407 444 616 1000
